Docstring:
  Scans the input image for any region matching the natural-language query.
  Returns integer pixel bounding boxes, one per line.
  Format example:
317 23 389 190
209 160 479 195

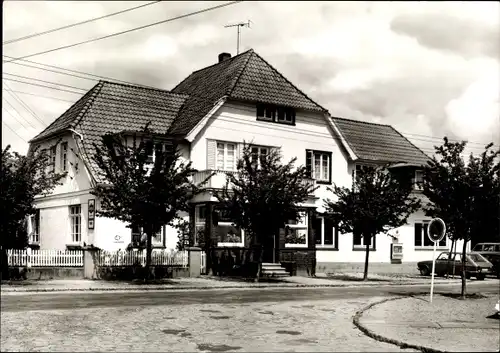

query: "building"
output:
27 49 464 272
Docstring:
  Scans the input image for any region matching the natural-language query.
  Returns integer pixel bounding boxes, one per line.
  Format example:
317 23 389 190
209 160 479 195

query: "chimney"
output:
218 52 231 63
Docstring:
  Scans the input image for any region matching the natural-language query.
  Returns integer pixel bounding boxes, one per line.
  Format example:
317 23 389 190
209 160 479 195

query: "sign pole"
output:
427 217 446 304
430 240 437 303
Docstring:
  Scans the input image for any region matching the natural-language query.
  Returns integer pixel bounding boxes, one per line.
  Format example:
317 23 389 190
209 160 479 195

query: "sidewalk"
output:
0 273 466 293
356 293 500 352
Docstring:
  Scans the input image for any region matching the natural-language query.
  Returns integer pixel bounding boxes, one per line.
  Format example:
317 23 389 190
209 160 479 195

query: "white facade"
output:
30 100 462 266
187 100 461 264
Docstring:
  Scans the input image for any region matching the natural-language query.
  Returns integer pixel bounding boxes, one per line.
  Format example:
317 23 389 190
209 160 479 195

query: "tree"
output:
1 145 65 279
325 165 421 281
91 125 199 279
217 143 317 280
422 137 500 298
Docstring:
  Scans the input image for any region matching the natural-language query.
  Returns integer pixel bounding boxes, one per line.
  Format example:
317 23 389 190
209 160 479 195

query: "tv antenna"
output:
224 20 251 55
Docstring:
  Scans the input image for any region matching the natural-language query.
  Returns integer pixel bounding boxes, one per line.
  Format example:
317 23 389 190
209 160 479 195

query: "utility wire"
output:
4 81 46 125
2 98 35 130
3 72 88 92
1 89 76 103
3 1 162 45
3 1 243 63
2 118 28 142
4 60 491 148
2 78 85 94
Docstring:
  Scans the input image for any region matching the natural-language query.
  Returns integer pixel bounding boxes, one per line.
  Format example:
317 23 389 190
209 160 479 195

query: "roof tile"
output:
332 117 431 165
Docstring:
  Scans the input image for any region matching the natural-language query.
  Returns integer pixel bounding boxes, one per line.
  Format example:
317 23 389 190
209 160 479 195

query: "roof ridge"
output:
28 81 102 143
191 48 254 76
226 50 254 96
71 81 105 129
250 51 327 112
331 116 392 127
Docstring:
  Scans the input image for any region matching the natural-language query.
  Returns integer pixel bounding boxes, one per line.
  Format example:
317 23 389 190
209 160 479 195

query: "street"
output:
1 281 498 352
2 280 498 312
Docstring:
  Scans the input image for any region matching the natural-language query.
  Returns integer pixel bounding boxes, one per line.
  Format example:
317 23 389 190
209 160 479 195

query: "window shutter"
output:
207 140 216 169
306 150 313 177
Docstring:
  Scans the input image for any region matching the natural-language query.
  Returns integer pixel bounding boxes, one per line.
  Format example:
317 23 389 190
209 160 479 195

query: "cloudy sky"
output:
2 1 499 158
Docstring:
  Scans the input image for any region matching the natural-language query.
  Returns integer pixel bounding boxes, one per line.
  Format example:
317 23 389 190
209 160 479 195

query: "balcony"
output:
192 169 316 193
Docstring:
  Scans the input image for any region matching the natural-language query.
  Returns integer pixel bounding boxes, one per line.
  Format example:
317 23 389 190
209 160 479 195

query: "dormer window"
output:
257 104 295 125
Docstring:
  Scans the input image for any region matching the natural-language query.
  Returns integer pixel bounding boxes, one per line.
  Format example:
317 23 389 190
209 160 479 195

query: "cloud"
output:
390 3 500 59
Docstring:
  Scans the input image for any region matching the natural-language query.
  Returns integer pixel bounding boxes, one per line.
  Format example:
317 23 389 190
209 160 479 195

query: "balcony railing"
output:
192 169 316 193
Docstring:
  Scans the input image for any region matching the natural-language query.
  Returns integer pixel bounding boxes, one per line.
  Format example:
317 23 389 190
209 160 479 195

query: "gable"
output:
169 49 326 136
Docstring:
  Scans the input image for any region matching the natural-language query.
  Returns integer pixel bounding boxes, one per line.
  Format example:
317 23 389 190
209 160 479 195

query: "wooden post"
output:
26 247 32 268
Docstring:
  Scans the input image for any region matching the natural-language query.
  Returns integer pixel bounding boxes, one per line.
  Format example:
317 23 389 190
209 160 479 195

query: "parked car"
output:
417 252 494 280
472 242 500 278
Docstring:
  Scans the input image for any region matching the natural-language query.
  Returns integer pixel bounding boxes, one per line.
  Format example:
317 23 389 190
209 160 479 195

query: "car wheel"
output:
476 274 485 281
419 266 430 276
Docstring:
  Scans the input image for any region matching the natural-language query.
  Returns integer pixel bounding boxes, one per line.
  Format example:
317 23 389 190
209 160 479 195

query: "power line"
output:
5 59 101 82
3 82 47 126
3 1 243 63
4 68 495 152
3 77 85 94
5 60 493 149
3 1 162 45
3 72 88 92
1 89 76 103
2 97 36 130
2 118 28 143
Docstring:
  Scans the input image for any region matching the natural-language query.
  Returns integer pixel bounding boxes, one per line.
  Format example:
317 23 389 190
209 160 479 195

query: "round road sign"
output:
427 218 446 243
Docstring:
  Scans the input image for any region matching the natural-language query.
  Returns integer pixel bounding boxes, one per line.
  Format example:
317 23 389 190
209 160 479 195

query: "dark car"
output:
472 243 500 278
417 252 494 280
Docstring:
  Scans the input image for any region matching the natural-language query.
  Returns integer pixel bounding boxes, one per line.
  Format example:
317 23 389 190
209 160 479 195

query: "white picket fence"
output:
7 249 83 267
7 249 191 268
95 249 188 267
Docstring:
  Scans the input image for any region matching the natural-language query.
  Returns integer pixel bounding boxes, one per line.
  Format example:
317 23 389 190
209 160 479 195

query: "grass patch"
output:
439 292 488 300
204 275 287 283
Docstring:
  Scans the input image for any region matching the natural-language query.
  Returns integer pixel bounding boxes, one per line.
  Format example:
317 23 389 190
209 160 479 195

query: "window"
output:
49 146 56 172
60 142 68 172
216 207 244 247
29 210 40 244
353 228 376 250
251 146 269 168
195 205 207 246
414 170 424 190
216 142 236 171
306 150 331 184
131 225 142 244
285 211 308 247
313 216 337 248
69 205 81 243
256 104 296 125
414 221 446 248
130 225 164 246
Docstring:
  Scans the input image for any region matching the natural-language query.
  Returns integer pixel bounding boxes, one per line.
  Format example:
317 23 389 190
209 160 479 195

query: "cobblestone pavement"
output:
1 297 419 352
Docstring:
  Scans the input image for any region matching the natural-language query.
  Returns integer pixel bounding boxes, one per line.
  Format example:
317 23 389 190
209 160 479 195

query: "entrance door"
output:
262 235 275 263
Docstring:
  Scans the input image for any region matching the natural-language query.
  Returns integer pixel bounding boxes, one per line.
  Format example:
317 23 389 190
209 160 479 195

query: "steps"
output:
261 263 289 277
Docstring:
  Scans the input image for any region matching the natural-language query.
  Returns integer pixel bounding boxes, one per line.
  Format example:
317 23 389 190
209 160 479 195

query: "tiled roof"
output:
331 117 431 166
30 83 102 142
169 49 326 135
31 80 188 183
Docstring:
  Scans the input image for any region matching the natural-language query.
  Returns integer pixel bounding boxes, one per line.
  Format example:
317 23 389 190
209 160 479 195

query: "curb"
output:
353 296 445 353
0 280 457 293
